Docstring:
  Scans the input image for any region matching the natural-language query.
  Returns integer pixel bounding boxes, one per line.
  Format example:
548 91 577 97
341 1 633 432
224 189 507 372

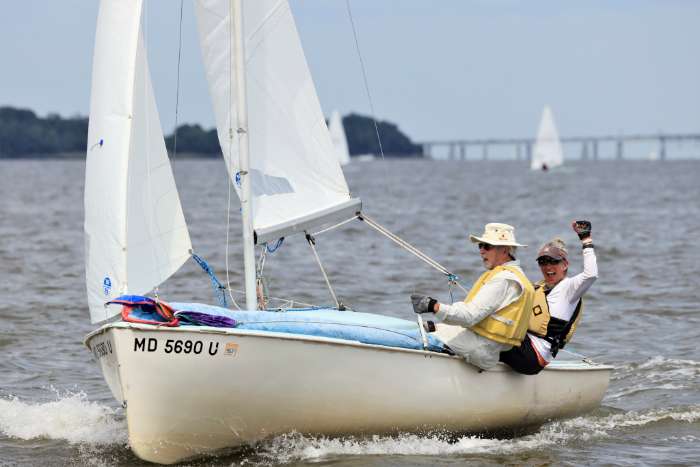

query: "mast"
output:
231 0 257 311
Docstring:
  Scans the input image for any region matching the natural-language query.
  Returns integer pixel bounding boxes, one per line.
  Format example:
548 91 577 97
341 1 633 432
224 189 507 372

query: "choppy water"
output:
1 159 699 466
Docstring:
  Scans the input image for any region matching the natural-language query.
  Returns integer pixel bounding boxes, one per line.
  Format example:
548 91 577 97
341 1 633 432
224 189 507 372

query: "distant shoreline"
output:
0 152 427 160
0 151 221 160
0 106 424 159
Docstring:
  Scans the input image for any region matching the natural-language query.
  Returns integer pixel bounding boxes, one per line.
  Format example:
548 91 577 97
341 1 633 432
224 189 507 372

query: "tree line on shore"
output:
0 106 422 158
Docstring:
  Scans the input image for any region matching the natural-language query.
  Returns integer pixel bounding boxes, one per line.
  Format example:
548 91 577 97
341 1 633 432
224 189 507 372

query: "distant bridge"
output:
418 133 700 161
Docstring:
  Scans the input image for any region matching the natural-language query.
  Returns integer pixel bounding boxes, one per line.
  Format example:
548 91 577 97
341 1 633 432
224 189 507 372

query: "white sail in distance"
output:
531 106 564 170
329 110 351 166
85 0 192 323
194 0 360 244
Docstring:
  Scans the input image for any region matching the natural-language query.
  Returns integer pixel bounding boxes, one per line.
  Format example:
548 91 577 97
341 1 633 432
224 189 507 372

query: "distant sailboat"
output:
329 110 351 165
531 106 564 171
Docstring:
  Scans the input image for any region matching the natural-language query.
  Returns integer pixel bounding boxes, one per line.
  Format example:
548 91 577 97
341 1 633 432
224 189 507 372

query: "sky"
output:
1 0 699 145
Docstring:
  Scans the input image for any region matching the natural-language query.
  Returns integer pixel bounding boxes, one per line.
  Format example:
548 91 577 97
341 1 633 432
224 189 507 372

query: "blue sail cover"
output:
114 297 447 352
172 302 447 352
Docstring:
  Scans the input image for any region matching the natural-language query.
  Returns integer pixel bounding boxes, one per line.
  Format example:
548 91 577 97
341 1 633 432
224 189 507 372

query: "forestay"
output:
195 0 361 244
85 0 192 323
329 110 351 166
531 105 564 170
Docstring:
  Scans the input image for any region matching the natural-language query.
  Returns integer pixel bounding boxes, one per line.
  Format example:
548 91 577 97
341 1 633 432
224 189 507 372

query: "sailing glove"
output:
411 294 437 314
573 220 592 240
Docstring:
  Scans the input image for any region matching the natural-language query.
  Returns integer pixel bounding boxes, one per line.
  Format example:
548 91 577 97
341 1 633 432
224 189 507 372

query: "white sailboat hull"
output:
86 322 611 464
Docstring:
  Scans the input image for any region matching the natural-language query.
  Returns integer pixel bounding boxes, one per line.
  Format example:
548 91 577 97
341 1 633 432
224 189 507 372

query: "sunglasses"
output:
537 256 562 266
478 243 494 251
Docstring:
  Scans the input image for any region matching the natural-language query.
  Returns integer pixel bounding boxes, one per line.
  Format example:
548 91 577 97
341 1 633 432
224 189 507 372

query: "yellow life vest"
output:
528 281 584 353
468 265 535 347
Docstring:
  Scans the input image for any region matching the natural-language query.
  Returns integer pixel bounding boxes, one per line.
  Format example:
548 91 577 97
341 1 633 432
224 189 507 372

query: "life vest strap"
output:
541 299 583 357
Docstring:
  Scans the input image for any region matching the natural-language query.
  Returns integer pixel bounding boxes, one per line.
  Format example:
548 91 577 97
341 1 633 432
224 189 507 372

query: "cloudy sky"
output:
1 0 698 144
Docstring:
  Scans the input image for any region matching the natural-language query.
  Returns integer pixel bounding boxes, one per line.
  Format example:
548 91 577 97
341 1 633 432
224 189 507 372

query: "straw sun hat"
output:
469 223 527 247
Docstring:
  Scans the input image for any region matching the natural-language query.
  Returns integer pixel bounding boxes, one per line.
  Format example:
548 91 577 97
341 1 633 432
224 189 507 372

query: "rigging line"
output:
191 252 229 308
225 287 317 309
312 215 359 236
361 214 448 273
306 233 340 309
344 0 386 161
360 214 469 294
171 0 184 160
256 245 268 309
369 221 443 271
265 238 284 253
142 1 162 298
152 0 185 301
256 245 267 274
558 348 597 364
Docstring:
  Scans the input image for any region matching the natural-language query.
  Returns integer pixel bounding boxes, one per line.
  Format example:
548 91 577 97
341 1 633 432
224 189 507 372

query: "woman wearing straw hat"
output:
411 223 535 371
498 221 598 375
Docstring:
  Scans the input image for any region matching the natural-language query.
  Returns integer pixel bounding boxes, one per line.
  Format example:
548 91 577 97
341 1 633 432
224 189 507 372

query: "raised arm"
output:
566 220 598 303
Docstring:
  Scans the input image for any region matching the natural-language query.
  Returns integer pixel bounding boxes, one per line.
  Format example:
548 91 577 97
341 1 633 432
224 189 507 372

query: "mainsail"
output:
530 106 564 170
195 0 360 244
85 0 192 323
329 110 351 166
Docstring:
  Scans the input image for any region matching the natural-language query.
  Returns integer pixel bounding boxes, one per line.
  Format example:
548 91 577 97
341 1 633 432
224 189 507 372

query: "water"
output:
1 159 699 466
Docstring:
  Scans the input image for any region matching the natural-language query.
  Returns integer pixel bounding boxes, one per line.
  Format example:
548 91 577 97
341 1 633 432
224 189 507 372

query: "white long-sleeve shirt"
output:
529 247 598 363
432 260 525 370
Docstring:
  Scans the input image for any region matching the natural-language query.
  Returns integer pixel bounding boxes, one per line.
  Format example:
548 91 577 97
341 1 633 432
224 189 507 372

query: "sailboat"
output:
530 106 564 171
329 110 351 165
83 1 611 464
